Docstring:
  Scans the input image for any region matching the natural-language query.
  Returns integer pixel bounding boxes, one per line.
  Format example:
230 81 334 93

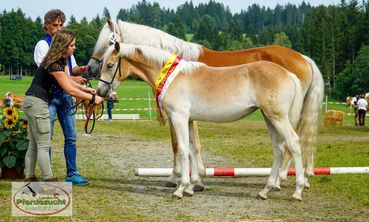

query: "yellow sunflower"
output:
4 117 16 129
4 136 10 142
3 106 16 118
12 130 19 136
21 119 28 129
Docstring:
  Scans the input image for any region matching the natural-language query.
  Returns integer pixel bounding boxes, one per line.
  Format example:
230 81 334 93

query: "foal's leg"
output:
170 115 191 198
184 121 203 195
276 148 292 187
192 121 206 177
164 123 180 187
262 116 305 200
258 117 285 199
191 121 206 191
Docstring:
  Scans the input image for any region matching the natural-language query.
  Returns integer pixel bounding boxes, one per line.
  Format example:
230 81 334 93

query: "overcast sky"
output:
2 0 341 22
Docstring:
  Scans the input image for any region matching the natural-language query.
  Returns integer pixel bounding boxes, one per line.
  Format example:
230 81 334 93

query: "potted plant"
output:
0 106 28 179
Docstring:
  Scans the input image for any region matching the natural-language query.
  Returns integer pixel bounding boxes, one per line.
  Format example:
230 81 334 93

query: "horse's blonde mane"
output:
103 43 204 73
118 21 203 61
93 19 203 61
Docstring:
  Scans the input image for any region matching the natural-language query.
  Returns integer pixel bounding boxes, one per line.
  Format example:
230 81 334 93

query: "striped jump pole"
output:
135 167 369 177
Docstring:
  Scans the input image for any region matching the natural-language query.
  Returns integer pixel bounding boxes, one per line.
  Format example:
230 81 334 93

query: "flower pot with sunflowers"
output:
0 106 28 179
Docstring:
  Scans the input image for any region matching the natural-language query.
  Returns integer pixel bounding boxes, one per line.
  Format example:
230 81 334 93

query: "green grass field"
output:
0 75 368 220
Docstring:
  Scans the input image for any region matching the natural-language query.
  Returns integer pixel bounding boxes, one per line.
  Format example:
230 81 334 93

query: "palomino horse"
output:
88 19 324 189
346 96 359 125
97 42 306 200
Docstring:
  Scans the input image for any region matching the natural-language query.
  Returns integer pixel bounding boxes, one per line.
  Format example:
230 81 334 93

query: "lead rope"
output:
84 98 118 134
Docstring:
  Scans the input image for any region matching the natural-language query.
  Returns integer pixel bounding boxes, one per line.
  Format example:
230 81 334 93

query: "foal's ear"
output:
114 41 120 53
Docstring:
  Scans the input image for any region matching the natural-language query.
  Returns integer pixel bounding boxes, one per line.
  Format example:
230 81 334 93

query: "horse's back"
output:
165 61 297 121
199 45 312 91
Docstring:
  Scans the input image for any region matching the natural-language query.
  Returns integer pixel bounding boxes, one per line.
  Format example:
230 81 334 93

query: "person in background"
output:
33 9 90 185
5 92 13 107
357 94 368 126
107 100 114 121
24 30 103 182
107 92 117 121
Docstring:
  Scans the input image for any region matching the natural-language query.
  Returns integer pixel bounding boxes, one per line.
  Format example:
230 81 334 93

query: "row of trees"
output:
1 0 368 99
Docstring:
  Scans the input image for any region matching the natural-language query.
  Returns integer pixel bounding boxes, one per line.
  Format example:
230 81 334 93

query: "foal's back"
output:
164 61 298 122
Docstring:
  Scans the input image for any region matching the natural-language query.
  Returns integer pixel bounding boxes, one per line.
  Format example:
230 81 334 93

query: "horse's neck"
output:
126 57 161 89
119 21 202 60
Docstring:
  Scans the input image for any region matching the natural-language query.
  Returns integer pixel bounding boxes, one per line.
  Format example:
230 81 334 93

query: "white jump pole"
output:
135 167 369 177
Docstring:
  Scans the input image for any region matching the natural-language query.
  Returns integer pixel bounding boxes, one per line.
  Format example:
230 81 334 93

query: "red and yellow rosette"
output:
155 53 183 125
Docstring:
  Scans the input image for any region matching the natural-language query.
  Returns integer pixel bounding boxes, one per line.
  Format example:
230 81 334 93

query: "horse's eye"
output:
107 63 114 69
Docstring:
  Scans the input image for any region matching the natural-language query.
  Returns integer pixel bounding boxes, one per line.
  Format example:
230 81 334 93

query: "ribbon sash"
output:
155 53 185 125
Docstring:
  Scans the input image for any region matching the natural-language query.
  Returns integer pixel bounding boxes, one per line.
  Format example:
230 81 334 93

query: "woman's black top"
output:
25 59 66 103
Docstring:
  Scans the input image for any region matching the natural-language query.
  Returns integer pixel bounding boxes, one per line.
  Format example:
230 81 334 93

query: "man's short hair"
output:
44 9 66 25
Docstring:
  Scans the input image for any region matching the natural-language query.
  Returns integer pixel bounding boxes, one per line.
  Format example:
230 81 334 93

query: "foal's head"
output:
97 42 138 99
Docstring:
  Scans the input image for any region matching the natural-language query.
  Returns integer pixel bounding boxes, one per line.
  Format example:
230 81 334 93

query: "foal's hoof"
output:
304 183 311 189
172 190 183 199
164 181 177 188
291 193 302 201
304 181 311 189
273 185 281 191
193 184 205 192
184 189 194 197
257 191 268 200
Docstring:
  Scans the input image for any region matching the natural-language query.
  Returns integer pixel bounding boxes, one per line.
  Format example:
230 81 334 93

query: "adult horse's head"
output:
97 42 133 99
87 18 120 78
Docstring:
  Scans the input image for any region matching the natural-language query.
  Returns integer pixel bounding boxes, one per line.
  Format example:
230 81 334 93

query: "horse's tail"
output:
297 55 325 176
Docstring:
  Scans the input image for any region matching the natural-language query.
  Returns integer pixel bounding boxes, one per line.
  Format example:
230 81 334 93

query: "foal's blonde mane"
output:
102 43 204 73
94 19 203 61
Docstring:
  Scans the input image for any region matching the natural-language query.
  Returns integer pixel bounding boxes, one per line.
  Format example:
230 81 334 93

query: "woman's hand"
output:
94 95 104 105
84 87 96 94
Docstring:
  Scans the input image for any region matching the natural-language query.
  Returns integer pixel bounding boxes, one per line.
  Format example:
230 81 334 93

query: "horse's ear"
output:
135 48 142 56
106 18 114 31
114 41 120 53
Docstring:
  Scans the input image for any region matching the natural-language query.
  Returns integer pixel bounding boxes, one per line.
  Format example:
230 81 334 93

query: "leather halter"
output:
99 57 122 85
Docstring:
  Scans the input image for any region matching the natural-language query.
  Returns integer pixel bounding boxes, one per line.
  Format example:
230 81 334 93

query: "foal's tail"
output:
297 56 325 176
288 73 303 128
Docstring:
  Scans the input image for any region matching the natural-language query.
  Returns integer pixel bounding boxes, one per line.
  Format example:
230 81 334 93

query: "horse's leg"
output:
258 116 285 199
191 121 205 192
164 122 180 188
170 115 191 198
184 121 202 195
263 116 304 200
278 148 312 189
192 121 205 176
277 148 291 187
354 107 358 126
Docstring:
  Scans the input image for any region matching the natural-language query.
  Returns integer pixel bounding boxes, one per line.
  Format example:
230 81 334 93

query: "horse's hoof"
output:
273 185 281 191
304 182 311 189
193 184 205 192
257 191 268 200
164 181 177 188
291 193 302 201
172 191 183 199
184 189 194 197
